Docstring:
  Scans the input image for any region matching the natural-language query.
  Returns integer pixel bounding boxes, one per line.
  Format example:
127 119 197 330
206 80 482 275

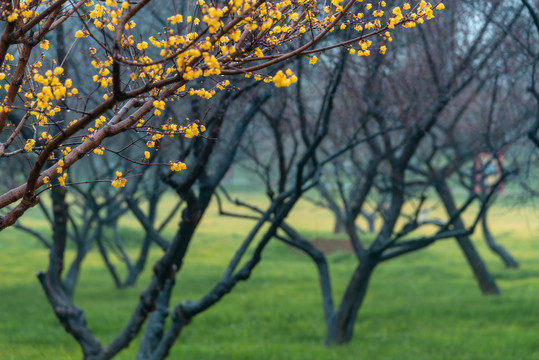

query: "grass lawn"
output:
1 191 538 359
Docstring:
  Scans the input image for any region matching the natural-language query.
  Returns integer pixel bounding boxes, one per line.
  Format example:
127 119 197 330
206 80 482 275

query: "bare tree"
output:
220 1 525 346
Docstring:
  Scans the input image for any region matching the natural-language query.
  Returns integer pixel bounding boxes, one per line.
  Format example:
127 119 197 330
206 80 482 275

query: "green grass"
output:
1 193 539 359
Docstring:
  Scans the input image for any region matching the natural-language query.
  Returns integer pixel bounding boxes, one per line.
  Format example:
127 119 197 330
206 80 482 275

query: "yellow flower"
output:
7 11 19 22
153 100 165 110
136 41 148 50
58 173 68 187
93 147 104 155
24 139 35 152
168 14 183 24
169 161 187 171
112 171 126 187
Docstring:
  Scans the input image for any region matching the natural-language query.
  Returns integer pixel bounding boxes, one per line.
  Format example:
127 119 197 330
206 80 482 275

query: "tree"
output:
1 0 449 358
518 0 539 152
220 0 526 345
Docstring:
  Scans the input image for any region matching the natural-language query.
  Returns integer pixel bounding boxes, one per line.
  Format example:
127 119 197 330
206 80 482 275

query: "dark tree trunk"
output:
62 241 90 299
325 255 377 345
51 185 68 285
333 213 346 234
124 235 152 287
481 211 519 268
278 223 336 327
361 210 377 233
434 177 500 295
137 278 174 360
125 187 162 287
316 183 346 234
95 227 123 288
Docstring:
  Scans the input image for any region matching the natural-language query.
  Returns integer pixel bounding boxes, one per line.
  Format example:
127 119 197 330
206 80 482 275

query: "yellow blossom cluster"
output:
184 123 205 138
88 0 133 31
56 159 65 174
189 88 216 99
58 173 68 187
169 161 187 172
153 100 166 116
272 69 298 88
24 139 36 152
111 171 127 188
14 61 77 125
144 121 206 145
2 0 38 23
0 0 445 193
74 0 445 106
216 80 231 90
316 0 445 57
91 57 114 89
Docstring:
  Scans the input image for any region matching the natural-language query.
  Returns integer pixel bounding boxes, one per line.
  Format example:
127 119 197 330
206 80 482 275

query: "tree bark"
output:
137 278 174 360
62 241 90 299
316 183 346 234
325 255 377 345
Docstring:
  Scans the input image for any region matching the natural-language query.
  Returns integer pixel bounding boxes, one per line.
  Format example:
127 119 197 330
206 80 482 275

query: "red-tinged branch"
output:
0 43 31 133
0 69 191 228
0 12 15 69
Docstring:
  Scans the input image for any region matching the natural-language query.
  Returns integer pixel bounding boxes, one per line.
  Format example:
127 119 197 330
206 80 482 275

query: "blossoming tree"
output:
0 0 445 358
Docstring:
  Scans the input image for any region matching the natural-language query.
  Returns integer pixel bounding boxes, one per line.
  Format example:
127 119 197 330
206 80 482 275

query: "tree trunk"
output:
481 211 519 268
317 183 346 234
434 177 500 295
50 185 68 286
124 235 152 287
361 210 377 233
325 256 377 345
62 242 90 299
137 278 174 360
333 213 346 234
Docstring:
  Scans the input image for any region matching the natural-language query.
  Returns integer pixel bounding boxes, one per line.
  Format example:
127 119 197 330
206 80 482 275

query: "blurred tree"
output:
0 0 449 358
220 0 528 345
